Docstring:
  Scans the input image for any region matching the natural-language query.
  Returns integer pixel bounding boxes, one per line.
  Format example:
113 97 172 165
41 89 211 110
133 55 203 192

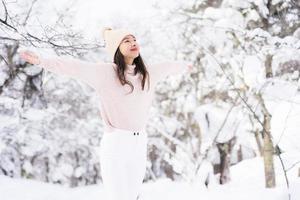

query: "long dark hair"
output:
114 47 150 94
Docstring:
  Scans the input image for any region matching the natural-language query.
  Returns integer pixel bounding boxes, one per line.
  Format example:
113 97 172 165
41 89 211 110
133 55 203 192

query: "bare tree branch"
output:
22 0 38 26
0 0 103 55
0 0 17 31
285 160 300 172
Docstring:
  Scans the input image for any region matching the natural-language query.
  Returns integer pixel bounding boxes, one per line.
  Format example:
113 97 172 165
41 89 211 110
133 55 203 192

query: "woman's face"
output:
119 34 140 59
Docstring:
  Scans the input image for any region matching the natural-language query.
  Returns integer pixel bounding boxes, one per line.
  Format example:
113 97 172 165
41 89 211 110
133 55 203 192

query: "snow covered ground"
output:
1 156 299 200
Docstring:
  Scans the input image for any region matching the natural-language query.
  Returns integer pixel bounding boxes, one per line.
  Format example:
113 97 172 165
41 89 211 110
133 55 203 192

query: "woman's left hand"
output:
187 64 193 72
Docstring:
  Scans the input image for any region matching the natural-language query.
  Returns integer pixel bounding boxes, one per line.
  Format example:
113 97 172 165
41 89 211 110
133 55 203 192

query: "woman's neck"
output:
124 57 134 65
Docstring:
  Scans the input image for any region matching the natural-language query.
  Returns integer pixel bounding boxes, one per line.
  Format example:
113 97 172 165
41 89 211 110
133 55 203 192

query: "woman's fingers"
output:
187 63 193 72
20 51 30 60
19 50 40 65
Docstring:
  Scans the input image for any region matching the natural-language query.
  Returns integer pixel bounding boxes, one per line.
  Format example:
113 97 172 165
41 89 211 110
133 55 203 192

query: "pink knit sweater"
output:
38 56 189 133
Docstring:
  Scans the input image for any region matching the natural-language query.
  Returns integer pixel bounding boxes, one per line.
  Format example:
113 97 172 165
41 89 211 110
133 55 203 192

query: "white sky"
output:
69 0 159 38
17 0 160 39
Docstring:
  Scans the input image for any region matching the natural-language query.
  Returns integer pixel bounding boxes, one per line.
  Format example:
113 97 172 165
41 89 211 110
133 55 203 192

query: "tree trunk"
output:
254 128 263 156
262 111 276 188
217 136 236 184
237 144 243 162
261 54 276 188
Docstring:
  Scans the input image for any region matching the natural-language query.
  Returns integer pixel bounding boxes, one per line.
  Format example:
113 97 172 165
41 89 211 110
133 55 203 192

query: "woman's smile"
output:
130 47 138 51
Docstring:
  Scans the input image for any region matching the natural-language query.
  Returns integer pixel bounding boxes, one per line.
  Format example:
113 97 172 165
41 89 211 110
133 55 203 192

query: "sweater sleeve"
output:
150 60 189 83
37 56 106 89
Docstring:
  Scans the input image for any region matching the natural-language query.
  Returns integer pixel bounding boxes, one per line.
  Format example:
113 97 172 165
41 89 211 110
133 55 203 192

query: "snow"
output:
293 28 300 39
246 9 261 22
0 156 299 200
272 48 300 75
247 28 272 40
271 0 283 5
194 103 245 144
203 7 245 29
222 0 251 9
262 80 298 104
271 95 300 153
23 65 43 76
242 55 265 89
0 64 9 86
249 0 269 18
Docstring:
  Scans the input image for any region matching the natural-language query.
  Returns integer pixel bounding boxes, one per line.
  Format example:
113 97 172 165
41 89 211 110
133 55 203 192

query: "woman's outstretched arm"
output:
19 50 106 89
149 60 193 83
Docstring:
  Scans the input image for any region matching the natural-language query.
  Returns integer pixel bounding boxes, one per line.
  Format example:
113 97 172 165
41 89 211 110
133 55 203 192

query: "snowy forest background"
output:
0 0 300 200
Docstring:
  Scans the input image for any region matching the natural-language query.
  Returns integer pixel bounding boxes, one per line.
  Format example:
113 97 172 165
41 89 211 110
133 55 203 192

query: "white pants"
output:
100 127 148 200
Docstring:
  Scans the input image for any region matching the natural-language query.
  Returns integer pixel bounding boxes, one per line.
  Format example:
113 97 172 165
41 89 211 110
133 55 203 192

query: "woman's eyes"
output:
125 39 136 43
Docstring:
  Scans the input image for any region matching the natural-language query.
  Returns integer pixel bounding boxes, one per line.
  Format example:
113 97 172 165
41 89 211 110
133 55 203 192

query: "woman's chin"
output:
129 54 139 59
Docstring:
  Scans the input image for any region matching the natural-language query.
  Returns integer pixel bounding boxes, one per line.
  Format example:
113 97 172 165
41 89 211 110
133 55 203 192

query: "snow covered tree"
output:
150 0 300 188
0 0 104 187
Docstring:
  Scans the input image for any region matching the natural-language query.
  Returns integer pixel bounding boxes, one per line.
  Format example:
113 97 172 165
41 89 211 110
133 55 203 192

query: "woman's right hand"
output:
19 50 40 65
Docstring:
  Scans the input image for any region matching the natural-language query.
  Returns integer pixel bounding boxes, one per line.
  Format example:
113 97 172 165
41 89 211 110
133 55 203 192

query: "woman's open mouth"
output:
130 48 138 51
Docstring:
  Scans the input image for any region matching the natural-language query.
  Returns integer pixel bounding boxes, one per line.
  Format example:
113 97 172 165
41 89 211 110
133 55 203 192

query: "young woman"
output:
20 27 193 200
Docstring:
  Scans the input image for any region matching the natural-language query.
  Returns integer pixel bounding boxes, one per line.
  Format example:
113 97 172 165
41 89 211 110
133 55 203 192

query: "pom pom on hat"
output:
102 27 135 62
102 27 112 40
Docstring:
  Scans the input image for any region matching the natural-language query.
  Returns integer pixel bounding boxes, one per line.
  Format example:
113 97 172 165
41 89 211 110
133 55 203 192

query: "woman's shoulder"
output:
93 61 117 71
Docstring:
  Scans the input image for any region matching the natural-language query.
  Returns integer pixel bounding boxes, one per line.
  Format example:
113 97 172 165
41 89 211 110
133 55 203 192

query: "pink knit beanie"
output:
102 27 136 62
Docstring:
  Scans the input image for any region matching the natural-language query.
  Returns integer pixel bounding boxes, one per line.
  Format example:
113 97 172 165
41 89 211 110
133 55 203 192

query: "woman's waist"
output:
103 126 147 136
